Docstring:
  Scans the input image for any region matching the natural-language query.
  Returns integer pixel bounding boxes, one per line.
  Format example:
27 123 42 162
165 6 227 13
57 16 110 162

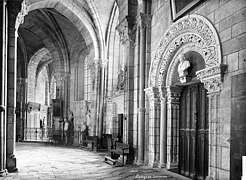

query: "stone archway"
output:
25 0 104 61
146 14 226 178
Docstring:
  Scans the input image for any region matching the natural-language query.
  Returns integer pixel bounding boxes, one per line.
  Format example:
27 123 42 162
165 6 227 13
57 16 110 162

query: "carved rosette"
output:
196 65 226 93
116 16 136 45
145 87 160 106
149 14 222 87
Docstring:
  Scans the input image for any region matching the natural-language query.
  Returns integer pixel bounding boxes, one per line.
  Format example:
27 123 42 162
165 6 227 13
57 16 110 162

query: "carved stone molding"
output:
116 16 136 45
196 65 226 80
149 14 222 87
136 13 152 29
145 87 160 105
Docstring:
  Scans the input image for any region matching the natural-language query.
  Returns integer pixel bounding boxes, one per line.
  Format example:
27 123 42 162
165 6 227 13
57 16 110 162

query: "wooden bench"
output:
105 142 130 166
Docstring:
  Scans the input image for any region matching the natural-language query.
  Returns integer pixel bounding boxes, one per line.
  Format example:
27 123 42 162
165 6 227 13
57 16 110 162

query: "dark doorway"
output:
179 83 208 179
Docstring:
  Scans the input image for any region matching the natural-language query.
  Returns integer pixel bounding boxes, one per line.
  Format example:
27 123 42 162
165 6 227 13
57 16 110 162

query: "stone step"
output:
104 156 117 166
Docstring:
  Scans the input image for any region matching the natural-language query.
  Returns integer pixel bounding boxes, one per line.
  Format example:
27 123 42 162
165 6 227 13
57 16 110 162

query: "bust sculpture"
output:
177 53 190 77
177 53 191 83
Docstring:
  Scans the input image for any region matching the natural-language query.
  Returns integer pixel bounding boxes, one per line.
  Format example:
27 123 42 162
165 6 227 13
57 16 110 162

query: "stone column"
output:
87 57 101 137
159 87 167 168
136 12 151 165
94 58 102 139
207 92 220 180
116 16 135 147
145 87 160 167
98 59 108 142
16 77 25 141
166 87 181 169
0 0 7 175
63 73 70 118
6 0 26 172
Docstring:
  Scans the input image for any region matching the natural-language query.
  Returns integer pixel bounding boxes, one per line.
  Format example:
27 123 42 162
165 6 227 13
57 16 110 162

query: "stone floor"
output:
0 143 191 180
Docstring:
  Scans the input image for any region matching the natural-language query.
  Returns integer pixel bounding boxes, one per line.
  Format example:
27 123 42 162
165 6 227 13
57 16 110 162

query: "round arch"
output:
149 14 223 90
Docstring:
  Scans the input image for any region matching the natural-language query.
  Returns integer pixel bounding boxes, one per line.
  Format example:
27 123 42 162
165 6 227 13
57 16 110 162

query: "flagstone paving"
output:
0 143 191 180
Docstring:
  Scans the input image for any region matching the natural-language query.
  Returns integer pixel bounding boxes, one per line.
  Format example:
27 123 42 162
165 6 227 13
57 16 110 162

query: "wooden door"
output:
179 83 208 179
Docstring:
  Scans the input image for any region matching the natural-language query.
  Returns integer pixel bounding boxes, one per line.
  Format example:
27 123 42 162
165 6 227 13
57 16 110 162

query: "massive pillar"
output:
159 87 167 168
93 58 102 139
63 73 70 118
98 59 108 142
136 12 151 165
0 0 7 176
116 16 135 147
6 0 27 172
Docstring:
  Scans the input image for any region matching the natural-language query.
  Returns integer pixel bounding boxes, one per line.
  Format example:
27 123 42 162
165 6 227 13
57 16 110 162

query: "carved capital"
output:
158 86 167 101
16 0 27 29
167 86 181 104
136 13 152 29
17 77 26 85
138 107 146 112
196 65 226 94
203 76 222 94
54 73 65 87
7 0 27 29
145 87 160 105
87 58 102 70
116 16 136 45
101 59 108 68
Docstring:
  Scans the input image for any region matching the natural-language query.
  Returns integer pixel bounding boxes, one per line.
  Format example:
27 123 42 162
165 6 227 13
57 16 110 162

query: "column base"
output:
0 169 8 177
7 155 18 173
166 162 178 170
158 162 166 168
148 160 159 168
136 159 145 166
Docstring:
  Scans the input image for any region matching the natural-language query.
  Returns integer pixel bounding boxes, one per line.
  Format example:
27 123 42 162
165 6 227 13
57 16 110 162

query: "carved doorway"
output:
179 83 208 179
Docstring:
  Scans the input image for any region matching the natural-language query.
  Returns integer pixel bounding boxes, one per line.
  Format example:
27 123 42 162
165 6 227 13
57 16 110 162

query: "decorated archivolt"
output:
149 15 225 93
